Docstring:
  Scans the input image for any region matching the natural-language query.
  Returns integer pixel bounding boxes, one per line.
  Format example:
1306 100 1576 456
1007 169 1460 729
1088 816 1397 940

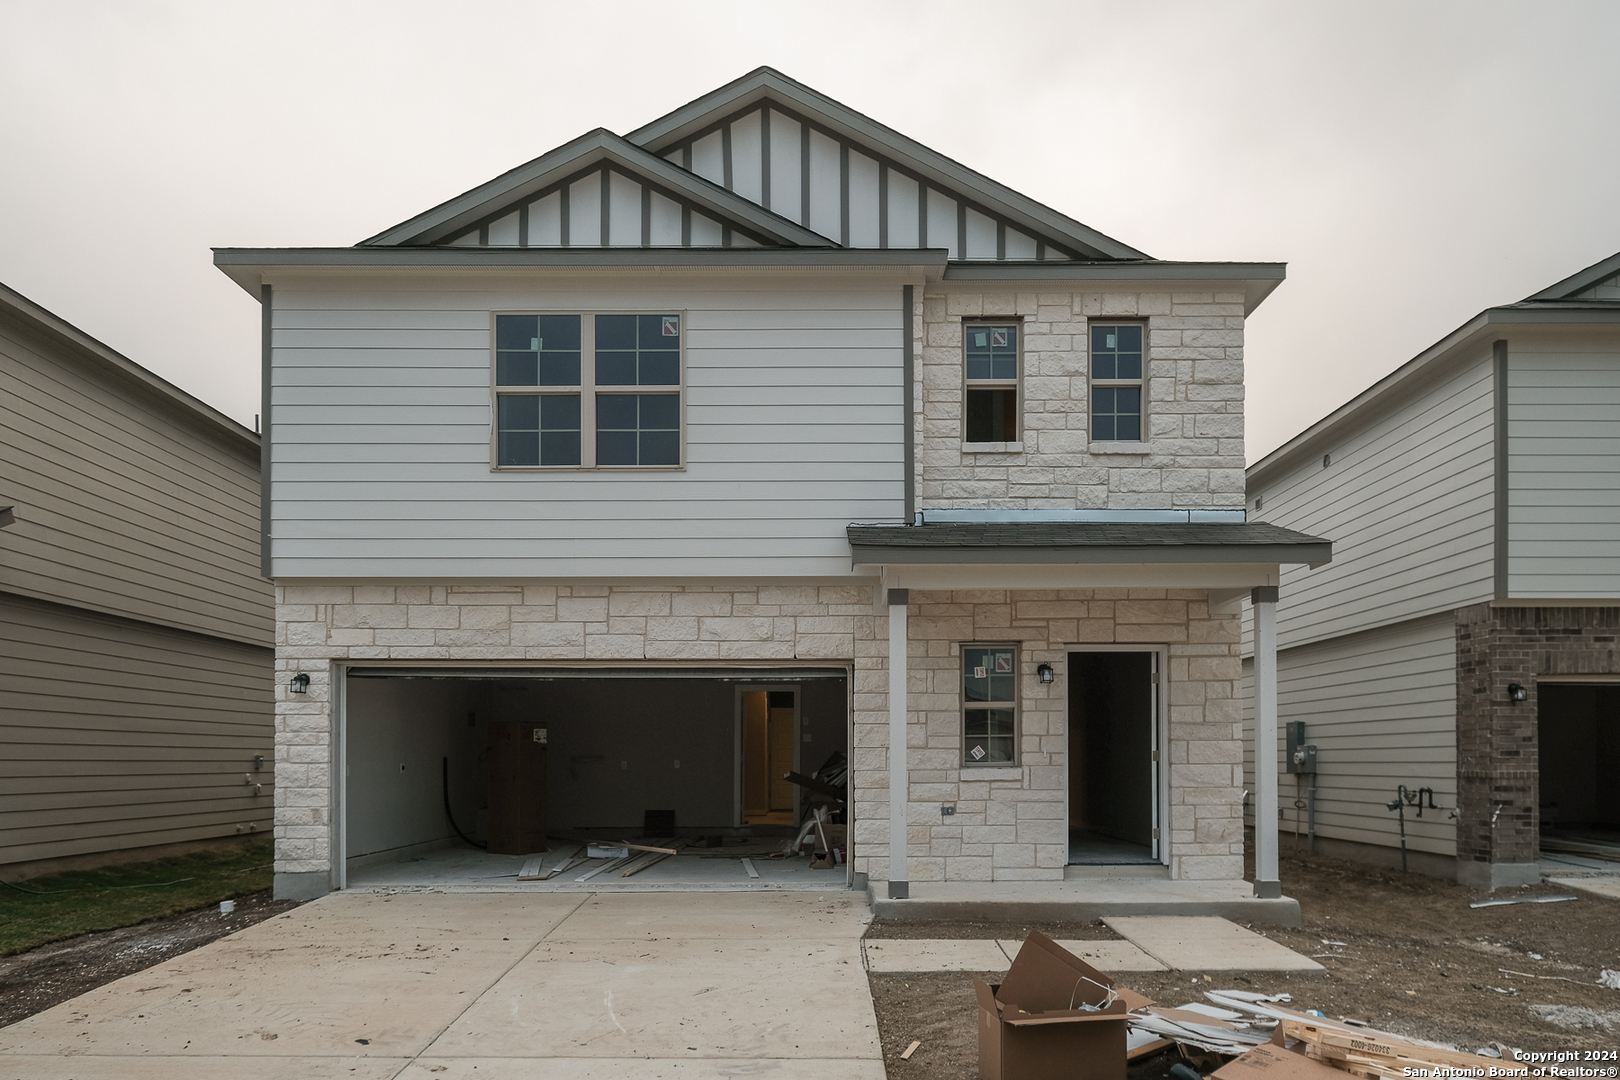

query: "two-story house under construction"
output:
215 69 1329 907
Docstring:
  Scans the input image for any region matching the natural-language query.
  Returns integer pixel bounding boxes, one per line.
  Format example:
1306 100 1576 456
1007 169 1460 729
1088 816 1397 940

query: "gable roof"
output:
625 67 1150 261
1524 249 1620 302
362 128 835 248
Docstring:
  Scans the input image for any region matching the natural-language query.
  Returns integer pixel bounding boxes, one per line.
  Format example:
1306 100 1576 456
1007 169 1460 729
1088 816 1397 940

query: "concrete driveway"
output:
0 891 884 1079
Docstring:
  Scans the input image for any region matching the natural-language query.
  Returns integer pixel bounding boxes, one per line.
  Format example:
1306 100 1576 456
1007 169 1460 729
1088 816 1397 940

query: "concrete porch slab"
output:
869 878 1302 926
1103 916 1324 972
1548 875 1620 901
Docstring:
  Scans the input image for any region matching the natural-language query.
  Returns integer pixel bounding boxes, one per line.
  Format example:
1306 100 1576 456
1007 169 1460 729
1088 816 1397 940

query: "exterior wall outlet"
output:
941 804 955 816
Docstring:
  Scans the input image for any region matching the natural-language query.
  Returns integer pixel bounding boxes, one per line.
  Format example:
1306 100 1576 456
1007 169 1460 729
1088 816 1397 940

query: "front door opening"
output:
1539 683 1620 859
1068 651 1158 864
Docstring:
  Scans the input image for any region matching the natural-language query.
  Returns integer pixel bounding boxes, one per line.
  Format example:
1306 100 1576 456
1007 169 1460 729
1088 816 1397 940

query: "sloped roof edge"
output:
847 521 1331 567
1524 249 1620 301
625 66 1152 262
359 128 838 249
0 281 256 451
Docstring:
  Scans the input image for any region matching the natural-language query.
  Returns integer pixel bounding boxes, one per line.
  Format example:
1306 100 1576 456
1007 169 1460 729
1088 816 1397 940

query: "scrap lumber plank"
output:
1282 1020 1498 1072
615 840 679 856
900 1040 921 1060
741 858 760 879
1127 1038 1175 1061
575 856 634 882
621 839 687 878
517 856 544 881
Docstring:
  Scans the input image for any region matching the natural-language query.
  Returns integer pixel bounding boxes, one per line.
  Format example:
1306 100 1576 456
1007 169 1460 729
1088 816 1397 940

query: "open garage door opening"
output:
1539 682 1620 862
338 668 850 890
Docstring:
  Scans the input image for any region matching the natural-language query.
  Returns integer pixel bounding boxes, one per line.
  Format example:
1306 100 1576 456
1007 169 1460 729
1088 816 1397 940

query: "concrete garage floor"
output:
0 891 884 1079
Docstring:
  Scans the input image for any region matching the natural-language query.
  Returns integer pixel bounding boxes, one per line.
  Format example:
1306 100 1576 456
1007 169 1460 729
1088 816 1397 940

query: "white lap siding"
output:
1508 344 1620 598
1242 614 1457 858
268 273 905 579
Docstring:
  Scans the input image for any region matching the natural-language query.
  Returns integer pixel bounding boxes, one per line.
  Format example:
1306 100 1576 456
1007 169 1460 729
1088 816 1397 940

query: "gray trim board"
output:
260 284 272 580
623 66 1150 261
847 522 1331 567
359 128 834 249
902 283 915 523
1493 339 1508 598
1524 249 1620 301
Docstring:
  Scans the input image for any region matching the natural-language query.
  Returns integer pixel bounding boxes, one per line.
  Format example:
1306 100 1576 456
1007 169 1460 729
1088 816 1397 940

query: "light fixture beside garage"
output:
1507 682 1527 703
290 673 310 695
1037 663 1055 684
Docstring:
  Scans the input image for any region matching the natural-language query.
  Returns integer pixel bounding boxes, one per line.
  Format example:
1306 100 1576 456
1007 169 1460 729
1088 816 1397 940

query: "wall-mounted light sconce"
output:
1507 682 1526 703
1037 663 1055 684
290 673 310 695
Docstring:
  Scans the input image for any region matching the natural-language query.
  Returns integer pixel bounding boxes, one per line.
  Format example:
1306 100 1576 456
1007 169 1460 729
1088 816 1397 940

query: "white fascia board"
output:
940 262 1286 315
1525 249 1620 300
211 247 948 296
358 128 835 249
879 562 1282 591
625 67 1151 262
1248 305 1620 490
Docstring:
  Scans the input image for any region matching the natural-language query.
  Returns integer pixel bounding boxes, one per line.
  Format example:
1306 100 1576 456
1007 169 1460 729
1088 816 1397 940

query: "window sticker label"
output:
993 653 1013 673
661 317 680 337
531 338 541 351
990 328 1008 348
1106 333 1117 348
973 331 988 348
969 744 987 761
973 666 987 680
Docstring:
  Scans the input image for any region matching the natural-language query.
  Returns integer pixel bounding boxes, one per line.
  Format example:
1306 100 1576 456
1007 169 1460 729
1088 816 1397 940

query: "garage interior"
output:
1539 682 1620 860
340 668 849 889
1067 651 1159 866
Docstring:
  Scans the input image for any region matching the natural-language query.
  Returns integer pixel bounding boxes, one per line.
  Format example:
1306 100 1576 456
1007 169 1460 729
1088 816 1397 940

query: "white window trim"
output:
961 319 1023 448
1087 319 1147 448
491 310 687 471
961 641 1020 768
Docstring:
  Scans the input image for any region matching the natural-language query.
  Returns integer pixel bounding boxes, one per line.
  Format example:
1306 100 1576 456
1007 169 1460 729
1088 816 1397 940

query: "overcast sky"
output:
3 0 1617 462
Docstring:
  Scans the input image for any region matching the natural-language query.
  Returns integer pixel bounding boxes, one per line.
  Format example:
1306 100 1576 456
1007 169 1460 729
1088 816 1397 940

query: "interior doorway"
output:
1067 650 1159 864
1539 683 1620 857
741 688 798 825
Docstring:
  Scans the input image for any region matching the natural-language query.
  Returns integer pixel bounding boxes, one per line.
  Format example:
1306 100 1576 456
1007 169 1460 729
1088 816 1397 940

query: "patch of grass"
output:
0 840 273 956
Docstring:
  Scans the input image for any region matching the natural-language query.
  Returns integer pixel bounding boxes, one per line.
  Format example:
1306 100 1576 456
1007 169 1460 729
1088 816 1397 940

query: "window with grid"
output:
494 313 681 468
964 322 1019 443
962 645 1017 766
1090 322 1144 442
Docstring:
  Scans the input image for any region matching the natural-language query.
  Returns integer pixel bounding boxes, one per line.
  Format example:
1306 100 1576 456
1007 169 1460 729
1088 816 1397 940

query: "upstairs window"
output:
1090 323 1144 442
964 322 1020 444
494 313 682 469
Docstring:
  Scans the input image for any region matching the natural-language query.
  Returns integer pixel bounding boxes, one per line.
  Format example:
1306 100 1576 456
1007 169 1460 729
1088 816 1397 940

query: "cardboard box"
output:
974 930 1152 1080
1212 1042 1347 1080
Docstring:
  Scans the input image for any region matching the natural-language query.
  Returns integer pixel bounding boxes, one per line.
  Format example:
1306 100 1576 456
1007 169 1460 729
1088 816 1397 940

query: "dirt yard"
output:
868 851 1620 1079
0 889 300 1029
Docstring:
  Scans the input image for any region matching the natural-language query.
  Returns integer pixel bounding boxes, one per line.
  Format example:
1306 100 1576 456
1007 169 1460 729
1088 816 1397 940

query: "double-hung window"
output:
1089 322 1144 443
964 322 1020 444
494 313 682 468
962 644 1018 766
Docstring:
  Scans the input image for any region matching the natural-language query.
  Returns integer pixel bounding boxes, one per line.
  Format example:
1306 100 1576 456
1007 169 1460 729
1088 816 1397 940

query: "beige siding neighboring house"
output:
216 67 1329 909
0 283 274 875
1246 251 1620 887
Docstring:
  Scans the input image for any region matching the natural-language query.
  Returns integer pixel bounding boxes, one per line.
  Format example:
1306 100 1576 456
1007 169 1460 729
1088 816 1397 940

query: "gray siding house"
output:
1245 252 1620 888
0 283 275 875
215 69 1328 903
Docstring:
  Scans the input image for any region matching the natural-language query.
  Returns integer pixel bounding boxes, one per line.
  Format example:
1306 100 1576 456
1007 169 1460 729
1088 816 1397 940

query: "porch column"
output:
887 588 909 899
1251 586 1281 898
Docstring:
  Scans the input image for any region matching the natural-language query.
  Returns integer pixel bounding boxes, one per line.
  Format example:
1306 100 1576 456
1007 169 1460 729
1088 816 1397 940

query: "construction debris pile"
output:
978 932 1516 1080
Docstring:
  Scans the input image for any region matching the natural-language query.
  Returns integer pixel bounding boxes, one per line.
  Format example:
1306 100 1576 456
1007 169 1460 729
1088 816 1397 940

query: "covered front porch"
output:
846 514 1331 906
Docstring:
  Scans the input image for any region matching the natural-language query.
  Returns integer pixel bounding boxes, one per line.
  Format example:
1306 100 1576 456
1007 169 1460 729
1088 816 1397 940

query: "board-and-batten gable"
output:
0 285 273 647
368 68 1147 262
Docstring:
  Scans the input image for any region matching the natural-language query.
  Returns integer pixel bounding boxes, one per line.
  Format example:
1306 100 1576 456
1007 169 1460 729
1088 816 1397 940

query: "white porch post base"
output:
887 588 909 899
1252 585 1281 899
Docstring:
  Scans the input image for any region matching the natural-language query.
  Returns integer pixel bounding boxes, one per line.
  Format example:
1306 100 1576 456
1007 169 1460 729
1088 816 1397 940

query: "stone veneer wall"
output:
1455 603 1620 885
273 582 1244 889
868 588 1246 883
915 288 1248 510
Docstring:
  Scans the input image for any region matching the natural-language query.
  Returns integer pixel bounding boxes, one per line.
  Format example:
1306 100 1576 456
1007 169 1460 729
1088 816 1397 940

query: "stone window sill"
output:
1089 441 1151 455
961 766 1023 781
962 442 1023 453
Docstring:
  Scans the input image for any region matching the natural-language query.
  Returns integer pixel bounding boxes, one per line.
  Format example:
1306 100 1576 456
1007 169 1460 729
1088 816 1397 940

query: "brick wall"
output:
915 288 1247 510
1455 603 1620 871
